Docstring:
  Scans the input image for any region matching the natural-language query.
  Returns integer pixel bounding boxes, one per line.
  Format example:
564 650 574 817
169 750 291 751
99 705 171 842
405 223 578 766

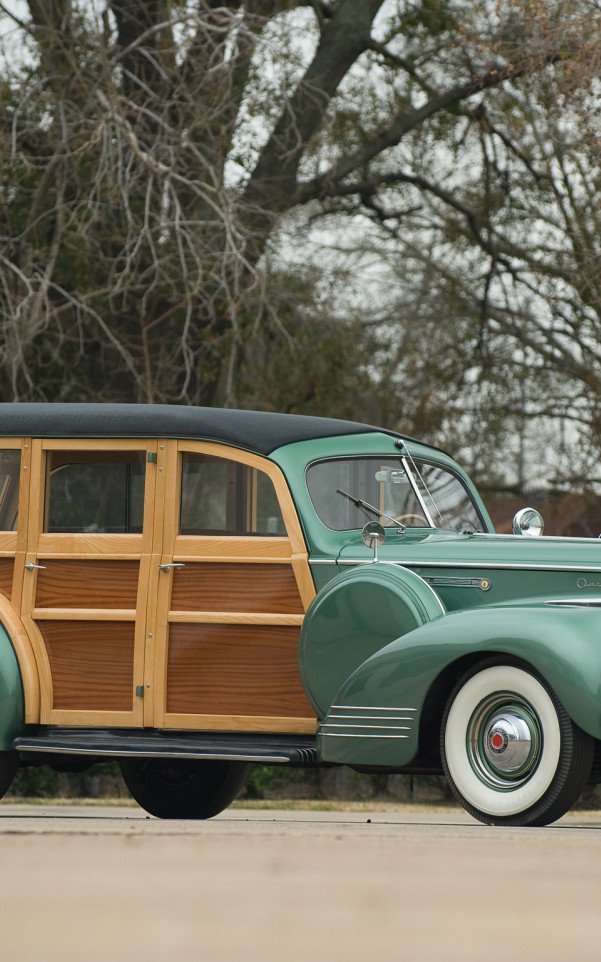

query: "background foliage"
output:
0 1 600 500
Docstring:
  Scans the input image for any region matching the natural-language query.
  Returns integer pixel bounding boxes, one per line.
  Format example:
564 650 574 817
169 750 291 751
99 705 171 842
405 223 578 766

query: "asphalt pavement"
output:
0 803 599 962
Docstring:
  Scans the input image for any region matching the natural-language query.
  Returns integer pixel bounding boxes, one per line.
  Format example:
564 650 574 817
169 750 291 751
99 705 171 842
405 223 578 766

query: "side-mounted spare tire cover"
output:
299 563 445 718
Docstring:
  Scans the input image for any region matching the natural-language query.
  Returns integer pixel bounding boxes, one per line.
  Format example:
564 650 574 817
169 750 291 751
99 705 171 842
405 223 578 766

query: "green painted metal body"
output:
0 620 24 751
316 605 601 766
272 431 601 769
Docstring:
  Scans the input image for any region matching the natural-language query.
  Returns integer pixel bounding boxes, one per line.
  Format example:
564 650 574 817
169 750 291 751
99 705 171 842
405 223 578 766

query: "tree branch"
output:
242 0 385 217
295 56 565 205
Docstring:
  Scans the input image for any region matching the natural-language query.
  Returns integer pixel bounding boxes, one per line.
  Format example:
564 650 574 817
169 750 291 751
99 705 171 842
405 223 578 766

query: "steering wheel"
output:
394 513 428 526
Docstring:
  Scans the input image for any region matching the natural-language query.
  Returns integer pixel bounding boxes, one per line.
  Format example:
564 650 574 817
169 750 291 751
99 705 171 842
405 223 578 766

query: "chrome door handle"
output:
25 562 47 571
158 563 186 571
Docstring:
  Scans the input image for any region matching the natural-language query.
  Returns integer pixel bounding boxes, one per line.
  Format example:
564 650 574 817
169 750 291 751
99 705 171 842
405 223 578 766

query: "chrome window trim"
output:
471 532 601 544
400 455 435 527
332 559 601 573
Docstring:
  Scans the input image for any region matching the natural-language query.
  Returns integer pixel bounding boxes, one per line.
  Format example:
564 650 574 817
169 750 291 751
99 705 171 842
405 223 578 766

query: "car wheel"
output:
441 657 594 826
120 757 250 819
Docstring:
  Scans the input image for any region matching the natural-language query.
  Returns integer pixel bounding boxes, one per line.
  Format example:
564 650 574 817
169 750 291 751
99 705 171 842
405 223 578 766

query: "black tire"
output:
0 751 18 800
120 757 250 819
440 657 594 827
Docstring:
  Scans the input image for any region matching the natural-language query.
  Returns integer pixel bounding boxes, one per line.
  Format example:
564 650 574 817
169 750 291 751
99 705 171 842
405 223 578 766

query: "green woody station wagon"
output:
0 402 598 826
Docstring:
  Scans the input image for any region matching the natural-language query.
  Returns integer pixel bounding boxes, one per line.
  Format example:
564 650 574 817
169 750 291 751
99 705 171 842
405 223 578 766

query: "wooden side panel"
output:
166 623 314 718
35 560 139 609
170 563 304 614
0 558 13 599
39 620 135 711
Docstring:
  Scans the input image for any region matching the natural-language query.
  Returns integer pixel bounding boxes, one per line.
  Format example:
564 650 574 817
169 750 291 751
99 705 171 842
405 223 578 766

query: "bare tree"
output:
283 1 601 488
0 0 594 409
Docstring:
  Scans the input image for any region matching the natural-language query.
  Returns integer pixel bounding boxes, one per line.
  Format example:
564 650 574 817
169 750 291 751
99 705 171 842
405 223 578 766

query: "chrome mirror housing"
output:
362 521 386 561
513 507 544 537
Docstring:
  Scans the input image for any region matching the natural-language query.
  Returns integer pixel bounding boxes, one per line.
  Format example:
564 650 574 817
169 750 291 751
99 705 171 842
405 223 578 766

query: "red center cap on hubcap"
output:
491 732 504 750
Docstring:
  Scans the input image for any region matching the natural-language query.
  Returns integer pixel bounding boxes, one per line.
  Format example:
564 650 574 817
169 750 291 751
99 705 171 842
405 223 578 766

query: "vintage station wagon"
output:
0 402 599 826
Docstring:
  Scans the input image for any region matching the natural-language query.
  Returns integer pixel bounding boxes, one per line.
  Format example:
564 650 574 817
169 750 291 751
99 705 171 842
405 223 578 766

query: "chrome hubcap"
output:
467 694 542 790
484 711 533 773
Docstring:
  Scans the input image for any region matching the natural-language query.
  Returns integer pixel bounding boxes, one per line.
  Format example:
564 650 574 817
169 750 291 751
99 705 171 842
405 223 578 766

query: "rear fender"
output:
0 618 24 750
318 606 601 766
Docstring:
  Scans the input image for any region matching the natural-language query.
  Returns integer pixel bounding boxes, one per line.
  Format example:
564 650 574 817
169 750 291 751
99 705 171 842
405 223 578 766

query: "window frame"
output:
179 451 287 538
44 448 147 535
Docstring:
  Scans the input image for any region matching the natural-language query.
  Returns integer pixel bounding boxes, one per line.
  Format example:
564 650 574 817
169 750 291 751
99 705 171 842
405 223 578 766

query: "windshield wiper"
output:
336 489 406 531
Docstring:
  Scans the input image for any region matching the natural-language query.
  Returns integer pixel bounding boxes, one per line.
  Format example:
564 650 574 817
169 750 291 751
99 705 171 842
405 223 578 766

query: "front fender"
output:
318 605 601 766
0 619 24 751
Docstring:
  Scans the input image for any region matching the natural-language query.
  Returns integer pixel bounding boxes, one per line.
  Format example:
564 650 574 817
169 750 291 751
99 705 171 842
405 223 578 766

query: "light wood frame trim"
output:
33 608 137 621
35 535 144 558
0 430 20 551
172 536 293 561
11 439 32 611
41 438 154 451
30 439 156 543
0 539 19 554
166 611 305 626
170 441 315 606
162 713 317 734
0 592 40 724
47 709 142 727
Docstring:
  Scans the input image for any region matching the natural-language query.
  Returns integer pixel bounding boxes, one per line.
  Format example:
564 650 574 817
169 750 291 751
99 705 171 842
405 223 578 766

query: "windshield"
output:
306 457 484 533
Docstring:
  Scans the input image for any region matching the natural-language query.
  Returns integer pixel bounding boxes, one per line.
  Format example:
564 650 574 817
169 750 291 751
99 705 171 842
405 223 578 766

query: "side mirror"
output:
513 507 544 537
362 521 386 561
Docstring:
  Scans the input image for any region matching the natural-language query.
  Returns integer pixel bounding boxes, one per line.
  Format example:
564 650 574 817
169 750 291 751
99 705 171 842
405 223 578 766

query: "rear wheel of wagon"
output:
441 657 594 827
120 757 250 819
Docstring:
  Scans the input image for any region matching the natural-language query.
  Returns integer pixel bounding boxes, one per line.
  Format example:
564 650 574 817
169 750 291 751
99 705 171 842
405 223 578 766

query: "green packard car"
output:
0 403 598 826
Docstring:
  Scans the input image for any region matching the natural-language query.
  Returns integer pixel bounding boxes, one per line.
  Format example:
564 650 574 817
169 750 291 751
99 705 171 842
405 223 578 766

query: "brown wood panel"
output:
35 560 139 609
39 620 135 711
0 559 13 599
166 623 314 718
170 563 304 614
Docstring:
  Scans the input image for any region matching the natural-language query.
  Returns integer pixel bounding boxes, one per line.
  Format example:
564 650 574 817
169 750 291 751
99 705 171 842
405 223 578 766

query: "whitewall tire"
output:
441 657 594 827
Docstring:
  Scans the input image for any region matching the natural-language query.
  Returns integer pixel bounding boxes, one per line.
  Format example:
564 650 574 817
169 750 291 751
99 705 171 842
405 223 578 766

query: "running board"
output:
14 728 317 766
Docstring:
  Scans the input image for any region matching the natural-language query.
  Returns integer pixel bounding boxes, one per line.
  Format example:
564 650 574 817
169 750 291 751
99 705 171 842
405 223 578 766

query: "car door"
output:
19 438 159 726
150 440 317 733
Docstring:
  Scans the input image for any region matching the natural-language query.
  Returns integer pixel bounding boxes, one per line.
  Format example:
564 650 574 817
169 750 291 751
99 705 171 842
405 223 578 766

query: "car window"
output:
306 457 484 533
410 460 484 533
180 453 286 536
45 451 146 533
0 450 20 531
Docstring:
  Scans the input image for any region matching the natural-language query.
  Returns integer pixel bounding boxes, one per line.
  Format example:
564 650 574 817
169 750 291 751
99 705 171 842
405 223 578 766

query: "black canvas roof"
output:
0 403 406 456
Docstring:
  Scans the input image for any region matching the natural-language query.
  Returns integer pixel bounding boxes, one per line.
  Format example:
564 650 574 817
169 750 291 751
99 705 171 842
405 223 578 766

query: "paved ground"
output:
1 803 600 962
